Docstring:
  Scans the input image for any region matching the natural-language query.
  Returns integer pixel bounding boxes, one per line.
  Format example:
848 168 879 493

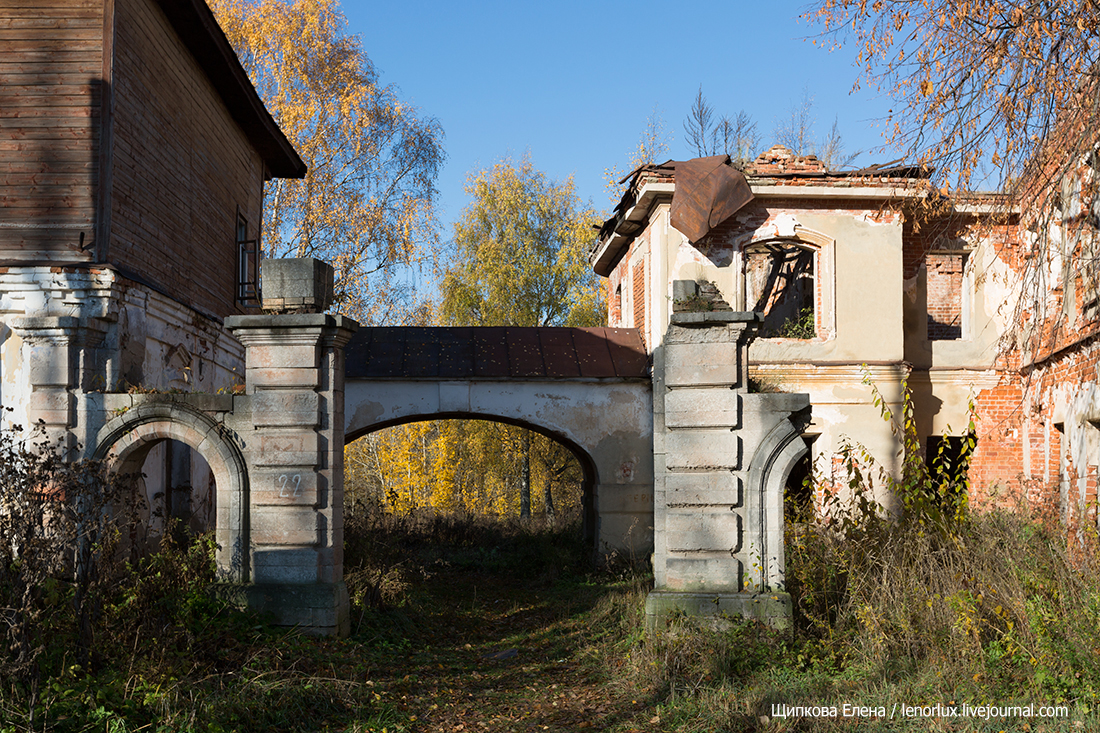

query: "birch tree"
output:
439 157 602 518
208 0 444 323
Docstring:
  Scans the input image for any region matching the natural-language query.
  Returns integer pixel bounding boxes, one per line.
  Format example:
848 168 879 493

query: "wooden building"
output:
1 0 304 537
1 0 303 317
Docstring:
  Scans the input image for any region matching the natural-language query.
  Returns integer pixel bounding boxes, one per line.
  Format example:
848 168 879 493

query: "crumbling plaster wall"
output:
0 266 243 447
612 196 912 495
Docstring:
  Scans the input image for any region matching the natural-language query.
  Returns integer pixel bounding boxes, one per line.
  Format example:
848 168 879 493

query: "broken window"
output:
745 241 816 338
236 208 259 305
926 251 966 340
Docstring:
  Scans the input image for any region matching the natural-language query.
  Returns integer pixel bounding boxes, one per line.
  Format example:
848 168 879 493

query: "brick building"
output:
593 146 1029 516
1 0 304 535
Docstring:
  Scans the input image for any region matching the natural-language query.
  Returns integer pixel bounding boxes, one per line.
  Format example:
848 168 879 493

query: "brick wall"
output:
632 258 646 351
107 0 264 320
0 0 104 260
926 252 964 340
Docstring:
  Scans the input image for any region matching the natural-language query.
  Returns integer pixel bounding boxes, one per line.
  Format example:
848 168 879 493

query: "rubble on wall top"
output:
591 150 935 276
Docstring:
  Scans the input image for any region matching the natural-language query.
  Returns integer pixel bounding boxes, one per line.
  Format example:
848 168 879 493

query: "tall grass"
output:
606 379 1100 730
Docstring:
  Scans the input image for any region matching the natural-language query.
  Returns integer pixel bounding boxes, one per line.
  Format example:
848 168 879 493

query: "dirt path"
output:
352 568 653 733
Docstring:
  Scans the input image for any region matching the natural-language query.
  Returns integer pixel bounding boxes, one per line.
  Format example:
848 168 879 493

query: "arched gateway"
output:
343 327 654 552
65 260 808 636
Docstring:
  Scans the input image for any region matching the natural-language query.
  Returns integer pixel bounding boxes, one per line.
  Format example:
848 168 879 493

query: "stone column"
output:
647 311 808 630
225 258 358 636
9 316 107 450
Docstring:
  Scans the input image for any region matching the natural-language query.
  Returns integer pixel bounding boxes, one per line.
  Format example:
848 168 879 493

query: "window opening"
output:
925 434 976 510
745 241 815 338
236 208 259 305
926 251 967 340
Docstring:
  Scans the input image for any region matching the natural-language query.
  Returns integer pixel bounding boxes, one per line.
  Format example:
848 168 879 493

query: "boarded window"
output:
926 252 965 340
745 242 815 338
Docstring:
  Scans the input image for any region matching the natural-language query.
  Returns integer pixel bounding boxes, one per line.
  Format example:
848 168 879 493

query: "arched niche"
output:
746 416 811 591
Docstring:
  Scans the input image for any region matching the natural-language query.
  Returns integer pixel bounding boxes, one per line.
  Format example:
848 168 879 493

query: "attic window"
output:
745 241 816 338
236 209 259 305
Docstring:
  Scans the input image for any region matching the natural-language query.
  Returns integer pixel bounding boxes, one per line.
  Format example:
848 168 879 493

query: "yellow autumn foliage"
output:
345 420 583 518
207 0 444 324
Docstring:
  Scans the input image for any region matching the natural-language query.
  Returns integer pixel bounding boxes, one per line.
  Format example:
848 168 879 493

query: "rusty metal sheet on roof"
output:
539 329 582 378
507 328 546 378
404 328 440 378
570 328 617 378
669 155 754 243
473 328 510 378
345 327 648 381
437 327 475 378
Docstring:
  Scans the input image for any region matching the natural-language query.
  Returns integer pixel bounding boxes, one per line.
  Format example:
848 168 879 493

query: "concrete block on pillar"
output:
252 390 321 427
27 387 72 426
252 506 321 546
665 389 741 428
666 509 742 552
663 556 743 592
251 468 319 506
27 344 71 386
252 547 321 584
664 342 740 387
645 590 792 631
254 432 321 466
261 258 335 313
248 344 320 371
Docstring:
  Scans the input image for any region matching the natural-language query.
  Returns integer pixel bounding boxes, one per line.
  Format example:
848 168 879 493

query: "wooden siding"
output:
107 0 264 319
0 0 105 261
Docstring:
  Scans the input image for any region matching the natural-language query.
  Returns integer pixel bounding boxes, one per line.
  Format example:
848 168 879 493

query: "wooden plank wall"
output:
0 0 104 261
109 0 264 319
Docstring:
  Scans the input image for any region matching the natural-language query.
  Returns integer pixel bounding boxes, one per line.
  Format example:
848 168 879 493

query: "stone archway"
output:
344 378 655 557
746 410 811 591
92 399 249 582
346 414 603 546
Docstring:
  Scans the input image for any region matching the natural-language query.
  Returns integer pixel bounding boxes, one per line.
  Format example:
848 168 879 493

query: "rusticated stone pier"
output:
647 312 809 629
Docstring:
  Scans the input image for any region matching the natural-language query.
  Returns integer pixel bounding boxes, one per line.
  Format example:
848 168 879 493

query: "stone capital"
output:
9 315 108 347
226 313 359 351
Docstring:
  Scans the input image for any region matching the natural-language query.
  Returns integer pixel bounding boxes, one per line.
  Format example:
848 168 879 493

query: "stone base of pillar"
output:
212 581 350 637
644 590 792 632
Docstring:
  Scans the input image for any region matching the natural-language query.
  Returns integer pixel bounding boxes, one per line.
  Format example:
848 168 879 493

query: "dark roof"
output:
346 327 650 380
155 0 305 179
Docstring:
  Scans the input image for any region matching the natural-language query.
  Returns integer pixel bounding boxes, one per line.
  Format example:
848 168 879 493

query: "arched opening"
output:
92 403 249 582
117 439 216 544
784 435 818 522
345 416 597 547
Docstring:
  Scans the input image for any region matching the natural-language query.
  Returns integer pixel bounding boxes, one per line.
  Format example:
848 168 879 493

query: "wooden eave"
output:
590 182 674 277
154 0 305 179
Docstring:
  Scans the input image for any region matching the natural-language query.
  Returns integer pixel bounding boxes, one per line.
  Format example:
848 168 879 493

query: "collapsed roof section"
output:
591 145 932 277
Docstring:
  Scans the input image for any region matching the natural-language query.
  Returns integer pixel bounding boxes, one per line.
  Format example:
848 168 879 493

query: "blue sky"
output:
342 0 904 235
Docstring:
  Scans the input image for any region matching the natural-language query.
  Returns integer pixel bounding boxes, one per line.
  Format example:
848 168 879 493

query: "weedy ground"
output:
3 504 1100 732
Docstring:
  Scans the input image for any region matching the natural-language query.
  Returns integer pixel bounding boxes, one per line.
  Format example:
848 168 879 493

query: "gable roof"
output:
155 0 306 179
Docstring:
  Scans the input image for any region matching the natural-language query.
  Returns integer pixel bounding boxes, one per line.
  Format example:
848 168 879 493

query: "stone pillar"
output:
225 258 358 636
9 316 107 450
647 311 809 629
